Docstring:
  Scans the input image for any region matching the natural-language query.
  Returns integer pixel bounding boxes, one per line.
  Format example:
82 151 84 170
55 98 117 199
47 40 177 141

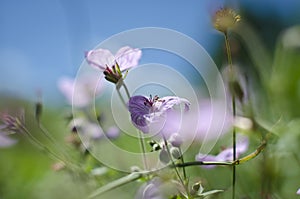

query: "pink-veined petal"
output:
115 46 142 71
155 96 190 112
85 49 114 70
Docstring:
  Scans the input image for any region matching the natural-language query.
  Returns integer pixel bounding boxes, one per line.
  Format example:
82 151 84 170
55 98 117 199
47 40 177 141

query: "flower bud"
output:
170 147 181 159
169 133 183 147
159 148 170 164
35 102 43 123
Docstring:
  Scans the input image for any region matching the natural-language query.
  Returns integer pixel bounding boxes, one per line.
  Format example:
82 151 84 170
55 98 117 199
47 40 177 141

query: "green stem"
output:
179 147 187 182
117 88 127 107
162 136 190 198
20 125 79 171
122 82 131 100
87 141 267 198
38 124 70 157
138 130 148 170
88 172 142 199
224 32 237 199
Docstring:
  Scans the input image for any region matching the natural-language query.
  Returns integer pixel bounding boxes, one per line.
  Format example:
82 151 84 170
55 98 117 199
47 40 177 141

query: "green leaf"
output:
270 25 300 119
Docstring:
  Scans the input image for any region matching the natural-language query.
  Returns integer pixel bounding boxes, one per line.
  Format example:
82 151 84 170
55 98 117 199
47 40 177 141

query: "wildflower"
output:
128 95 190 135
168 133 183 147
58 73 104 107
213 8 241 33
0 112 24 133
0 132 17 148
68 117 104 150
135 178 163 199
85 46 142 84
195 135 249 169
106 126 120 139
135 177 181 199
297 188 300 195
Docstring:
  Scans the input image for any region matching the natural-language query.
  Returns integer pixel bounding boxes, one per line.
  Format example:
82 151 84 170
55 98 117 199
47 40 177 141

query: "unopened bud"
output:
170 147 181 159
159 148 170 164
35 102 43 123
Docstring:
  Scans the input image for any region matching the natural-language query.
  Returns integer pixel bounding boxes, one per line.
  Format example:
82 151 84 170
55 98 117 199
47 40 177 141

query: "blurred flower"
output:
0 111 24 133
68 117 104 150
0 112 24 148
195 100 232 141
0 132 17 148
128 95 190 135
58 73 104 107
168 133 183 147
106 126 120 139
297 188 300 195
213 8 241 33
135 178 163 199
85 46 142 84
51 162 66 171
195 135 249 169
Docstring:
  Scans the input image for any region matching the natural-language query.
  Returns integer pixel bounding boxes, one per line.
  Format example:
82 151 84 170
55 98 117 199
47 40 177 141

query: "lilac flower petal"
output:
115 46 142 71
216 135 249 161
135 178 163 199
128 95 190 135
106 126 120 139
195 153 219 169
297 188 300 195
196 135 249 169
0 133 17 148
84 123 104 140
85 49 114 70
155 96 191 112
128 96 151 132
58 75 104 107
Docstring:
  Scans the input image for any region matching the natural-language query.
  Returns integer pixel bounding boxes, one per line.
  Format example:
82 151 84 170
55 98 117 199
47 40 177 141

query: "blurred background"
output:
1 0 300 198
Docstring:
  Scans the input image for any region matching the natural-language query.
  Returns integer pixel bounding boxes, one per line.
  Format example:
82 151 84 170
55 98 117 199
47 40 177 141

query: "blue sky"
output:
1 0 299 104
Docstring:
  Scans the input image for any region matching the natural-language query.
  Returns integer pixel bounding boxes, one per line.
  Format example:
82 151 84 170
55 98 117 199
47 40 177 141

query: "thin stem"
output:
88 140 267 198
88 172 142 199
122 82 131 100
224 32 237 199
162 136 190 198
179 147 187 181
20 125 79 171
117 88 127 107
37 123 76 164
138 130 148 170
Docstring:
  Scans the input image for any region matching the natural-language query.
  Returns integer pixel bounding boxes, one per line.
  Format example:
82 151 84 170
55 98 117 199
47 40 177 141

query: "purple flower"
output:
128 95 190 135
297 188 300 195
195 135 249 169
85 46 142 72
58 73 104 107
135 178 163 199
